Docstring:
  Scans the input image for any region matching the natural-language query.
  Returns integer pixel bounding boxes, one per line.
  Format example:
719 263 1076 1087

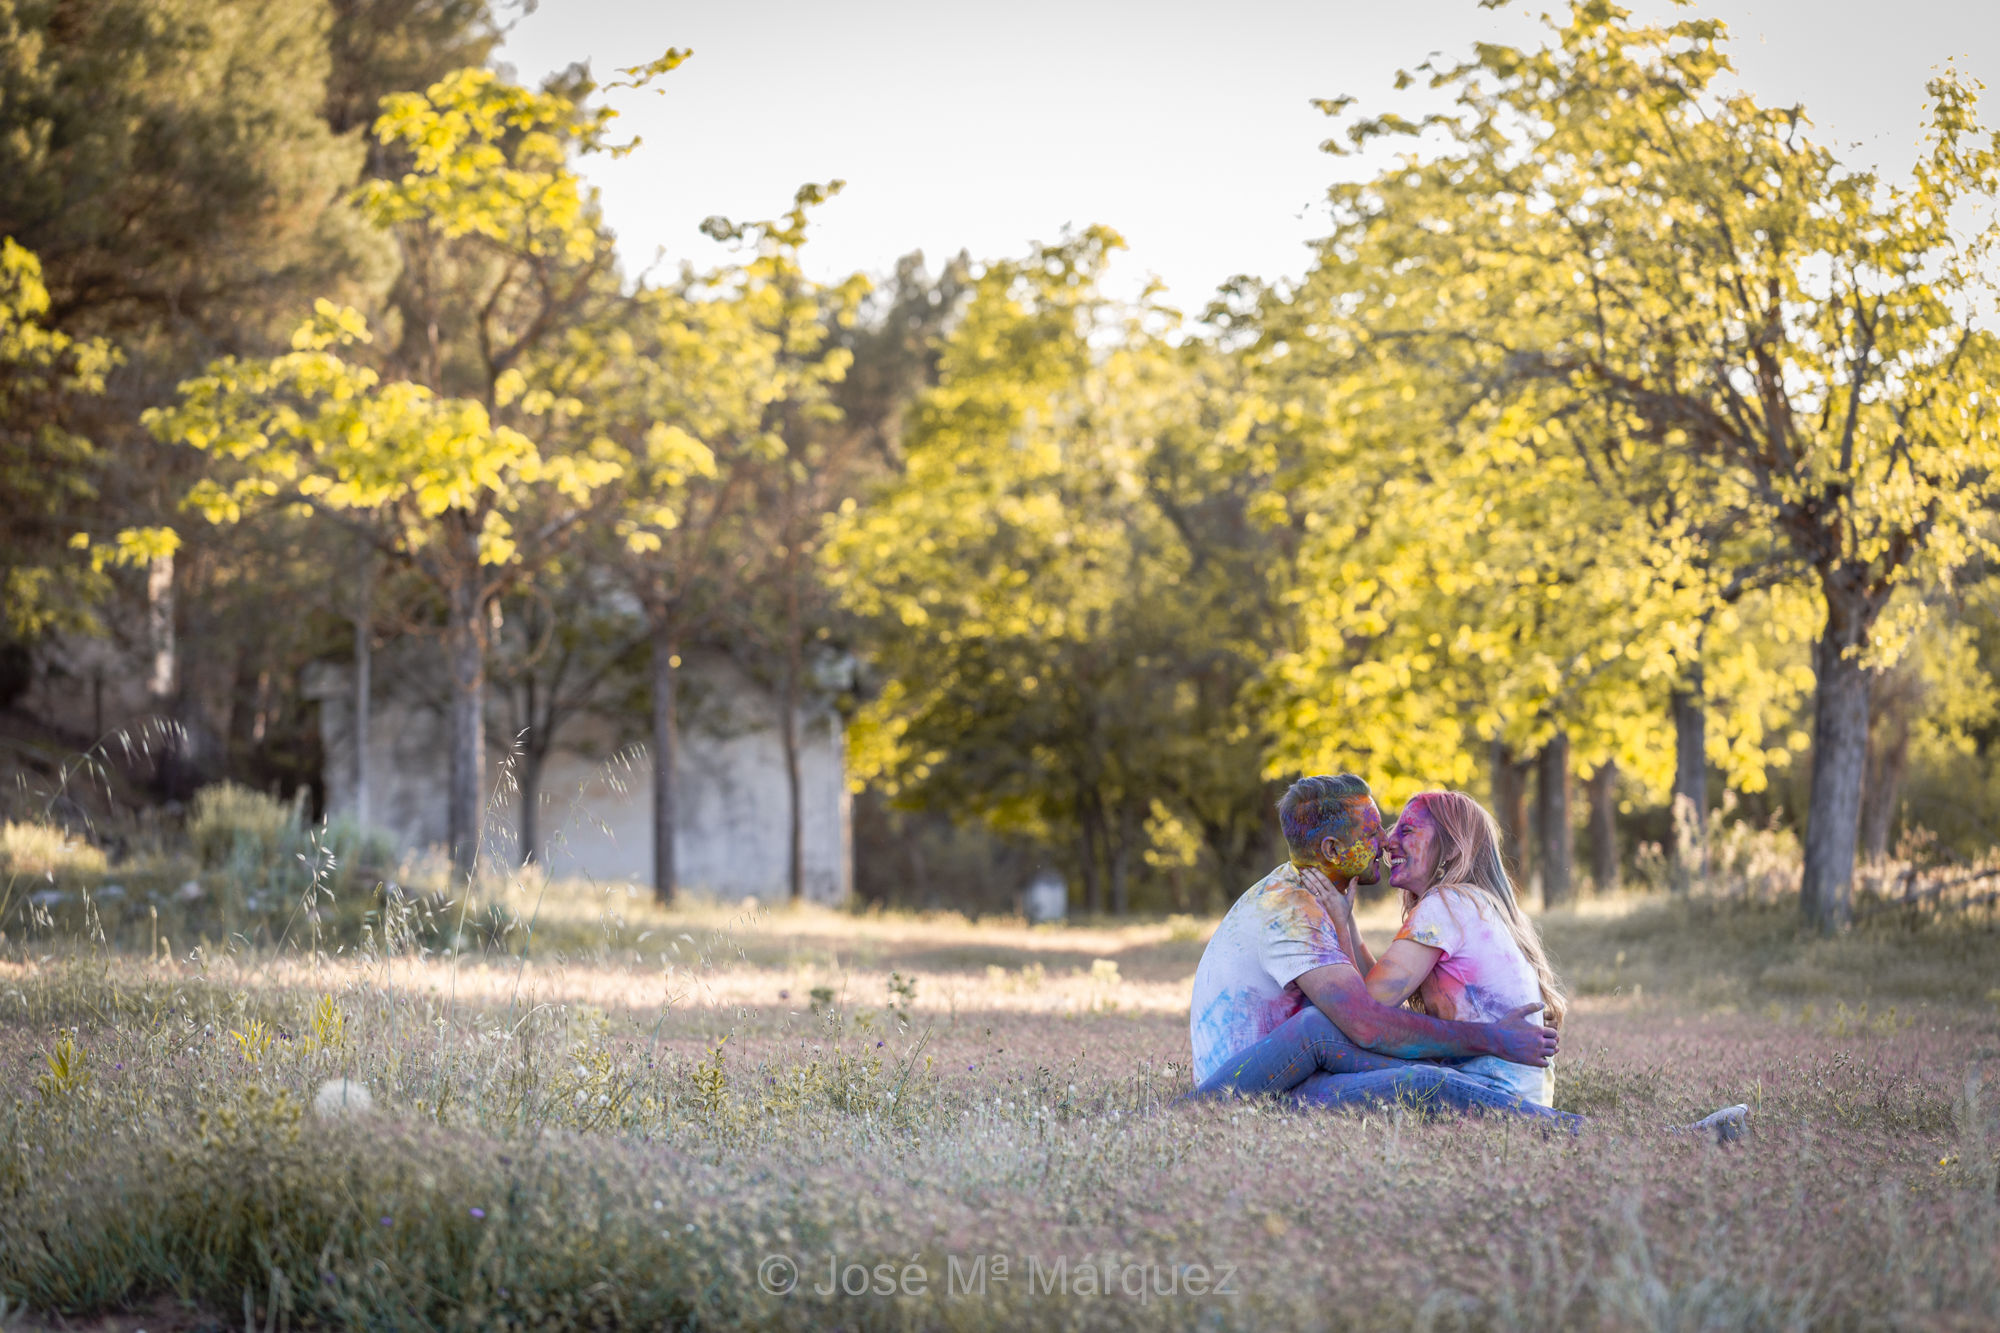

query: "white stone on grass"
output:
313 1078 374 1119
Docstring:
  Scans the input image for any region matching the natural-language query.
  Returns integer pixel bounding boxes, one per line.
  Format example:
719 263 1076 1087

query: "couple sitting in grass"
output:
1188 774 1746 1140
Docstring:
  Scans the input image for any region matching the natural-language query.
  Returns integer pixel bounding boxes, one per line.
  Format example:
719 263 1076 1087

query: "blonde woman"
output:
1310 789 1748 1138
1318 790 1565 1106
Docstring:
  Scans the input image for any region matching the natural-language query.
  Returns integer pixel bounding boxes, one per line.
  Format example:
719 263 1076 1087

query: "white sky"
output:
499 1 2000 310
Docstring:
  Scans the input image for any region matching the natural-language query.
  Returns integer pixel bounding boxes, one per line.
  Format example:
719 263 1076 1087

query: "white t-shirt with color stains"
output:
1188 862 1351 1085
1397 884 1554 1106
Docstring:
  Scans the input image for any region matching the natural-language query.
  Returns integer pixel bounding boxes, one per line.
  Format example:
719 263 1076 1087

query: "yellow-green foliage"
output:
34 1032 90 1098
1258 4 2000 820
687 1038 730 1121
230 1017 272 1064
142 66 646 565
826 228 1277 890
0 238 117 639
304 993 347 1054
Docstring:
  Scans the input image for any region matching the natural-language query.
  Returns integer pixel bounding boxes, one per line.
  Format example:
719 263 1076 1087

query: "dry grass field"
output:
2 870 1998 1330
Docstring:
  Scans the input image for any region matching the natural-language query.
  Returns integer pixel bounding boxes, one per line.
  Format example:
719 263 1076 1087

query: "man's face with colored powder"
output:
1297 798 1383 884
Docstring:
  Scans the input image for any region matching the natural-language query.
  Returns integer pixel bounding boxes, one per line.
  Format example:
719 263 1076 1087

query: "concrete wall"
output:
305 651 851 903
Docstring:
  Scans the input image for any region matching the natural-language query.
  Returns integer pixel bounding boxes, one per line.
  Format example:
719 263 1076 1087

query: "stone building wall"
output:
305 649 851 903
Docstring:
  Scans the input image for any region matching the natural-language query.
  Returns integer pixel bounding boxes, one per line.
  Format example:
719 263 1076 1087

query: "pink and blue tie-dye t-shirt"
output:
1188 863 1351 1085
1396 885 1554 1105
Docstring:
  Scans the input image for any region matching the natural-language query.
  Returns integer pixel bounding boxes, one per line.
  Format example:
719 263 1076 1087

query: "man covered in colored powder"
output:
1186 774 1579 1126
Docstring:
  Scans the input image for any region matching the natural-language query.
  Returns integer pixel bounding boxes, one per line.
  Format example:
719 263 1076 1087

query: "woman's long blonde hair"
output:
1403 790 1569 1029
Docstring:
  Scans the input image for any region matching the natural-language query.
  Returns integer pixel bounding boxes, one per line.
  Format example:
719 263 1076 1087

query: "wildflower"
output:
470 1208 486 1220
380 1216 393 1227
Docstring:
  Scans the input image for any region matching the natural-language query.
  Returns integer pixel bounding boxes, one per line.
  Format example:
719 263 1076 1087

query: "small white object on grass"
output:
314 1078 374 1119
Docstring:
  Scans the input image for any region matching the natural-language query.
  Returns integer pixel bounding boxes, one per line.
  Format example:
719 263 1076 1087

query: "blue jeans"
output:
1194 1004 1583 1131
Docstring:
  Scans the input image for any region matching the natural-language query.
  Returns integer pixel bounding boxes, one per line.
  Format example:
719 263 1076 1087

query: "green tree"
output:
729 194 875 903
1891 573 2000 856
3 0 378 758
139 66 653 875
487 556 642 868
827 251 970 470
0 240 116 641
585 184 865 902
1248 219 1722 897
1859 595 2000 860
0 0 377 337
323 0 499 137
3 0 497 802
832 230 1279 912
1293 3 2000 927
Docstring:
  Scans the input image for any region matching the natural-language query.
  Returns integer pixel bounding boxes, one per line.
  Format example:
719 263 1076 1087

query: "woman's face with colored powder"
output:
1385 800 1440 892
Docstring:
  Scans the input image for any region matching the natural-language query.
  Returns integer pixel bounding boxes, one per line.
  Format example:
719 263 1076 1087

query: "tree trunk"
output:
147 550 176 702
779 619 804 903
1671 664 1707 892
650 618 679 905
518 739 543 870
445 576 487 881
1207 807 1254 910
1535 731 1573 908
1860 740 1909 864
906 825 930 907
1587 760 1619 894
1861 666 1919 862
1490 740 1532 882
148 547 201 799
352 537 372 829
1109 805 1135 916
1079 795 1106 915
1802 587 1875 933
779 496 806 902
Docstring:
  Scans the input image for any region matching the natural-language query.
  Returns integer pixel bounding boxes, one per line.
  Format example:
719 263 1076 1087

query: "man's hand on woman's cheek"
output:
1298 866 1353 917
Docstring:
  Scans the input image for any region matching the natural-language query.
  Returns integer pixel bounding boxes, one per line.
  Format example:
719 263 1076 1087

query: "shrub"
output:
0 821 107 876
183 784 399 936
187 782 299 871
